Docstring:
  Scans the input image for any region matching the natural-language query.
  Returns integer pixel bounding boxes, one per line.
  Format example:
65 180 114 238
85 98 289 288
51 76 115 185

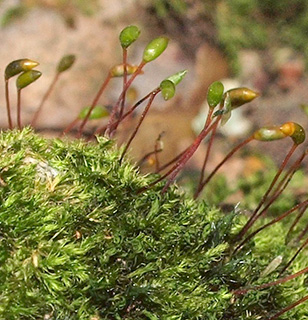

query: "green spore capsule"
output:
160 79 175 101
166 69 188 86
78 105 109 120
207 81 224 109
253 126 287 141
143 36 169 63
16 70 42 90
119 25 140 49
226 87 259 109
57 54 76 73
5 59 39 80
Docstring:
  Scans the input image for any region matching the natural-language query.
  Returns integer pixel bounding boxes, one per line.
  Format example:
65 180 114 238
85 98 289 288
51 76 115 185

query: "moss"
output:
0 128 307 319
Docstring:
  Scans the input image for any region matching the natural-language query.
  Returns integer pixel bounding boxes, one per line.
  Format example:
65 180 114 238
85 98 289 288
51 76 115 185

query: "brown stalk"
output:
119 89 160 163
5 79 13 129
31 72 60 126
237 143 298 240
233 199 308 254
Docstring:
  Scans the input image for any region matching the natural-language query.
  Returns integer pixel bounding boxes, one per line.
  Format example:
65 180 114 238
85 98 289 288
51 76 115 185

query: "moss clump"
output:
0 128 307 319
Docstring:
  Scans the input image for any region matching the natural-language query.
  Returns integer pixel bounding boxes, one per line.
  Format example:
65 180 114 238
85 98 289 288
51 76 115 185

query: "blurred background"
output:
1 0 308 195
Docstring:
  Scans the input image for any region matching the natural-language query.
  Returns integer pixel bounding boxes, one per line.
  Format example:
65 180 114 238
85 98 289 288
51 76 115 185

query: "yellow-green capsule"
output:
119 25 140 49
16 70 42 90
143 37 169 63
207 81 224 109
253 126 287 141
160 79 175 101
280 122 305 145
5 59 39 80
57 54 76 73
110 64 141 77
225 87 259 109
78 105 109 120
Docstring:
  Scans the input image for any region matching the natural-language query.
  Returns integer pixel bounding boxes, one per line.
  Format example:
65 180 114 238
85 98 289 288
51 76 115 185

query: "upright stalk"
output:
105 61 146 136
5 79 13 129
78 73 112 137
119 48 128 120
16 89 22 129
31 73 60 126
119 89 160 163
237 143 298 240
194 136 254 199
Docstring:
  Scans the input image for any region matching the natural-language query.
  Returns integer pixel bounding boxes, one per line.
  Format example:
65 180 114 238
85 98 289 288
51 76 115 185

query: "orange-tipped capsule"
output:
142 36 169 63
5 59 39 80
119 25 140 49
110 64 141 77
225 87 259 109
57 54 76 73
16 70 42 90
253 126 287 141
280 122 305 145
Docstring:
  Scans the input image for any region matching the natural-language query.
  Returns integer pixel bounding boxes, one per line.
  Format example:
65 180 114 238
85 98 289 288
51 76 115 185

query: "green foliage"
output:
0 129 307 319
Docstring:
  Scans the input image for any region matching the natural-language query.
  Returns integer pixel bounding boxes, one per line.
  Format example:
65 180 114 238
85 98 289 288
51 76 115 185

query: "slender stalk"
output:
160 117 221 194
265 150 307 213
233 264 308 295
94 90 153 136
77 73 112 137
105 61 146 137
233 199 308 254
5 79 13 129
61 117 80 136
119 89 160 163
119 48 128 120
237 143 298 240
296 215 308 243
195 136 254 198
155 148 186 173
286 205 307 243
31 72 60 126
267 294 308 320
17 89 22 129
138 119 219 194
253 151 306 225
280 234 308 275
137 148 163 167
154 132 164 171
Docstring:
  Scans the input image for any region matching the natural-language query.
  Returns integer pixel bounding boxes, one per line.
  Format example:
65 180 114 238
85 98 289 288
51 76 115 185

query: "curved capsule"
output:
16 70 42 90
57 54 76 73
225 87 259 109
160 79 175 101
78 105 109 120
5 59 39 80
253 126 287 141
280 122 306 145
207 81 224 109
110 64 141 77
142 37 169 63
119 25 140 49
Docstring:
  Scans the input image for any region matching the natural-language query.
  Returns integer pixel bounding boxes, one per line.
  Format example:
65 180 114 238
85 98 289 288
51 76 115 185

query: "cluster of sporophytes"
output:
1 25 308 319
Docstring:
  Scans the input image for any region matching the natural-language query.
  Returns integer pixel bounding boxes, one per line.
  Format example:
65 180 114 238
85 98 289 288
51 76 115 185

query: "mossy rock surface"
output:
0 128 307 319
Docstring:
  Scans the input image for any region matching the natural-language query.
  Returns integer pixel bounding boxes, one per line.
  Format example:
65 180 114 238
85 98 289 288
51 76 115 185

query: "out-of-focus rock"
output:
238 50 269 92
